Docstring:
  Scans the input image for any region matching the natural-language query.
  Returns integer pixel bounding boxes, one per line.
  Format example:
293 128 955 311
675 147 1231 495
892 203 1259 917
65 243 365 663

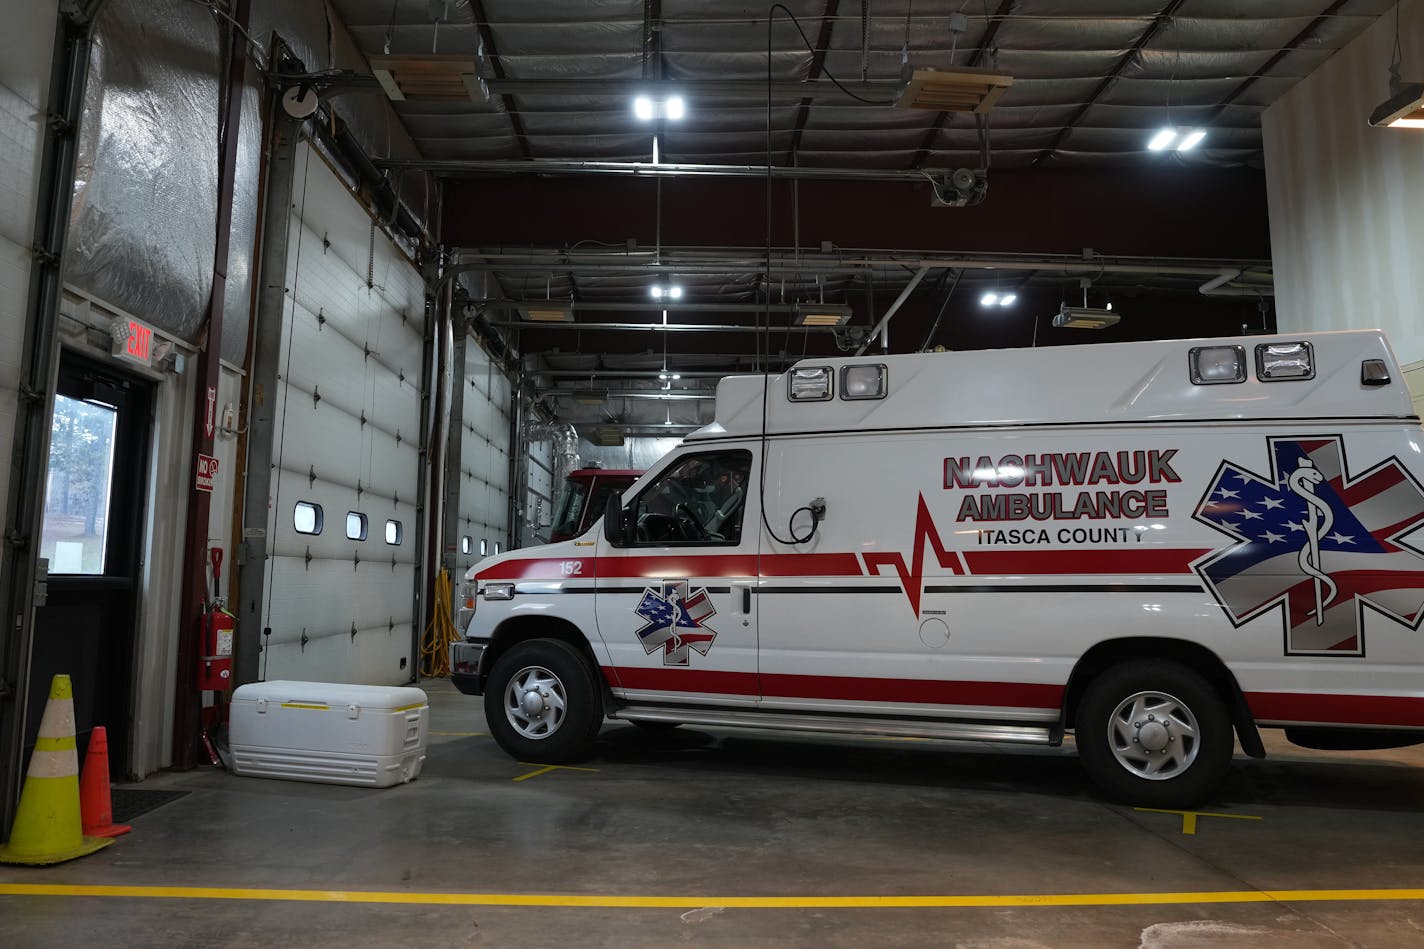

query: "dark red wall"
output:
443 167 1271 261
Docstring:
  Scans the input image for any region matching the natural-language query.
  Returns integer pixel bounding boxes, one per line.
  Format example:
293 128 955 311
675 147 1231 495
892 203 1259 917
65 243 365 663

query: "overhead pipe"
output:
377 158 947 183
479 78 899 100
1198 268 1273 297
489 320 839 334
539 391 716 401
450 252 1271 280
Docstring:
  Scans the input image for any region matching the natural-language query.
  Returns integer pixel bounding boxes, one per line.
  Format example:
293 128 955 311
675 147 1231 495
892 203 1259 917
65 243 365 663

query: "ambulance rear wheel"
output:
484 639 602 763
1074 660 1233 809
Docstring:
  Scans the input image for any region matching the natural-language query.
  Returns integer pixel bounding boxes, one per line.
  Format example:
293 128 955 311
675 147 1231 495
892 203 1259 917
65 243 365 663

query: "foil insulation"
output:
67 0 228 349
66 0 431 366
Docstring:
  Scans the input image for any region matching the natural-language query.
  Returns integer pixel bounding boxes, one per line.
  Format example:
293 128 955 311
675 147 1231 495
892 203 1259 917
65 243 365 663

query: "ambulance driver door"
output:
594 449 759 707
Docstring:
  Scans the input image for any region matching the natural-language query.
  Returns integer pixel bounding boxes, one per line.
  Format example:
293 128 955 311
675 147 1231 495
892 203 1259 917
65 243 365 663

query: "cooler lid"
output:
230 680 427 711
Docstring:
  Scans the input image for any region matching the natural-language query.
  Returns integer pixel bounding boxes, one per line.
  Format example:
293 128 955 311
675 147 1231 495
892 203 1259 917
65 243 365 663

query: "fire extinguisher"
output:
198 547 235 691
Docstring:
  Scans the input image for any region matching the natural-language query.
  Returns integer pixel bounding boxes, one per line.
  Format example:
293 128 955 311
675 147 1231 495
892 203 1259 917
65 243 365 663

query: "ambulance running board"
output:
611 706 1056 745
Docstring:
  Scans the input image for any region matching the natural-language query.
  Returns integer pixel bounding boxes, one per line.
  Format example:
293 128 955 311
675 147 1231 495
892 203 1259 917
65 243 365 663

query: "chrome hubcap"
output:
504 665 567 740
1106 690 1200 781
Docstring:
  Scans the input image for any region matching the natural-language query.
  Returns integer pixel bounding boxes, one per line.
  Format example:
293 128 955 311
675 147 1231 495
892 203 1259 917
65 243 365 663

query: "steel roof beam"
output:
787 0 841 163
471 0 533 160
490 320 840 333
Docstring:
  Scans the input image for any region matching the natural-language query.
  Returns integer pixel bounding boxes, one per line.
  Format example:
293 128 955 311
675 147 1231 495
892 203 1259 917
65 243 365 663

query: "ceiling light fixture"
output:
633 94 687 121
1370 5 1424 129
1053 306 1120 329
980 292 998 306
650 283 682 300
1370 80 1424 128
793 303 852 327
1148 127 1207 152
517 303 573 322
1053 278 1120 329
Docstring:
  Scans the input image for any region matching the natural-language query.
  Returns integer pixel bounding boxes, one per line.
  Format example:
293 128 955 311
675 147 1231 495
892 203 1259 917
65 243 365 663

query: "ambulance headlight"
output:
1255 341 1314 381
840 364 887 400
788 367 833 402
1189 345 1246 385
483 582 515 601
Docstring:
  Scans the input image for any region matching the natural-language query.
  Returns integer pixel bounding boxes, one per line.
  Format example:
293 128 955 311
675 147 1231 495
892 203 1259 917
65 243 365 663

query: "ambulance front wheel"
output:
484 638 603 763
1074 660 1234 809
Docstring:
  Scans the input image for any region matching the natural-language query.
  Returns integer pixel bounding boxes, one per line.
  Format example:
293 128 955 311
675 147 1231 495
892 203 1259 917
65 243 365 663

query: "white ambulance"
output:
452 331 1424 807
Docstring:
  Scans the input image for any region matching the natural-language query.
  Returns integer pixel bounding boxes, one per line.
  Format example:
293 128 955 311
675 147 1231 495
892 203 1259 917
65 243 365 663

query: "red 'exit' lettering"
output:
126 322 151 361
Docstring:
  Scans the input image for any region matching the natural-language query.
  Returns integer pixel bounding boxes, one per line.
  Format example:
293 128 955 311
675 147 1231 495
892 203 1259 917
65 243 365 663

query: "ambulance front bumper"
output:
449 639 488 695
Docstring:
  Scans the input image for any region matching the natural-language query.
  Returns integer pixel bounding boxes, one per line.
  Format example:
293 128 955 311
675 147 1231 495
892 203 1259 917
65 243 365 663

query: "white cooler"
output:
229 681 428 788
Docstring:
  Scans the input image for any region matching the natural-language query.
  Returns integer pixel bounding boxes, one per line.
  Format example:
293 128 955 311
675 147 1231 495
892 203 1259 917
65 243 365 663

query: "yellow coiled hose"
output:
420 569 463 677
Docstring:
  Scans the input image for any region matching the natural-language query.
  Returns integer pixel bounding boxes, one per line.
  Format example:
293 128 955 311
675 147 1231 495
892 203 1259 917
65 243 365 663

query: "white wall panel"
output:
0 0 59 595
453 336 510 573
1262 0 1424 363
262 142 424 686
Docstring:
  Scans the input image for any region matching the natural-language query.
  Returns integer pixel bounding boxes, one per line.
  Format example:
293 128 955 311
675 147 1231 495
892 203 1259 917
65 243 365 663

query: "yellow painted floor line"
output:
4 884 1424 909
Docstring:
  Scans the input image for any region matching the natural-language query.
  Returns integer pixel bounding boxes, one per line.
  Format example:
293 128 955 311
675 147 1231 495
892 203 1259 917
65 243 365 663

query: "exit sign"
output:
111 317 155 366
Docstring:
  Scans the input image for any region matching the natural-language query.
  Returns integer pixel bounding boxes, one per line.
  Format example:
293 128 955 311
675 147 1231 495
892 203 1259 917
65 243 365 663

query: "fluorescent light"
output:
1370 81 1424 128
998 293 1017 306
980 292 999 306
1147 128 1177 151
633 95 654 120
664 96 685 120
1176 129 1207 151
668 285 683 299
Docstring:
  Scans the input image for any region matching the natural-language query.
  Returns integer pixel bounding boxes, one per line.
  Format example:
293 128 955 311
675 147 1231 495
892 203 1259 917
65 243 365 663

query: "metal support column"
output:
413 256 449 679
172 0 250 770
0 1 105 830
440 324 468 579
233 106 303 689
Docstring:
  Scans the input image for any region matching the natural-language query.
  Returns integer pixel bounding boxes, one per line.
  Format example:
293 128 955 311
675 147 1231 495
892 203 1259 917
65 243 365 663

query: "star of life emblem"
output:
634 580 718 666
1192 436 1424 655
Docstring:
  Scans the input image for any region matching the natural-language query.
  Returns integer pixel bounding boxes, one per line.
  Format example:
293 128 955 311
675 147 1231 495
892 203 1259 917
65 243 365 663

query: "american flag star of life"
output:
1192 436 1424 654
634 580 717 666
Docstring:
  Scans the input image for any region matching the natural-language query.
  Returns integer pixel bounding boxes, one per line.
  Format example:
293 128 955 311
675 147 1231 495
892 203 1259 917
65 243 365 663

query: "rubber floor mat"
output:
109 789 189 823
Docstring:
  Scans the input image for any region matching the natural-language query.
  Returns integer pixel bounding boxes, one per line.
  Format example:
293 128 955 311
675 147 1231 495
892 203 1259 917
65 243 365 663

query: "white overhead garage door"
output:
454 337 510 575
260 141 425 685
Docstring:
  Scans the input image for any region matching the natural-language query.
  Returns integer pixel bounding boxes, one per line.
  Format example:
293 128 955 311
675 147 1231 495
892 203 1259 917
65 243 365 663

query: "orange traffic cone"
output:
0 674 113 865
80 726 131 838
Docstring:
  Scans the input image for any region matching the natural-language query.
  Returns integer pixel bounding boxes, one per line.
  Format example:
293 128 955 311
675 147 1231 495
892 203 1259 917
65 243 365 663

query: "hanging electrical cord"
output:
420 569 460 677
757 4 839 548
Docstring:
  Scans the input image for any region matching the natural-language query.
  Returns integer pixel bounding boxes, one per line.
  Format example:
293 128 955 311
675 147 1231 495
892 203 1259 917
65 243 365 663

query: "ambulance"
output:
451 331 1424 807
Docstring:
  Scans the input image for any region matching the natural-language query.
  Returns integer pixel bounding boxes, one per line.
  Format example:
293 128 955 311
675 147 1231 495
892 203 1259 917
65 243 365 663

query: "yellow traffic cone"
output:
0 674 113 865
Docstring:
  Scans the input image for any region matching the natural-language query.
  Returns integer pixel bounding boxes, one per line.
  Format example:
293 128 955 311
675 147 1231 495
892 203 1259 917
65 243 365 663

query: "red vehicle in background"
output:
547 466 642 542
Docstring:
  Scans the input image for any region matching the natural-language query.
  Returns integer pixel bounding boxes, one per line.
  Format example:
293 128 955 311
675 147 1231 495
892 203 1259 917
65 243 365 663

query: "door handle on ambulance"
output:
734 584 752 614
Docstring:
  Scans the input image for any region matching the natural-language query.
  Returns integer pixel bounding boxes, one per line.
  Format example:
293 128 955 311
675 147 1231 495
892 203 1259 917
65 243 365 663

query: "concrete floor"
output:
3 678 1424 947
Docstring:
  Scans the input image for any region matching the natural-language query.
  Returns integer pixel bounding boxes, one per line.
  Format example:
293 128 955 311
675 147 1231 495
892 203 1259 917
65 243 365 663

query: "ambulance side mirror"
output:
603 491 631 547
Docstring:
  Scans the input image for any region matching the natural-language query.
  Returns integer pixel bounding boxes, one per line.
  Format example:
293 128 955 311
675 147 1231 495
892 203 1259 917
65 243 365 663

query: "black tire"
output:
1074 660 1234 808
483 638 603 762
